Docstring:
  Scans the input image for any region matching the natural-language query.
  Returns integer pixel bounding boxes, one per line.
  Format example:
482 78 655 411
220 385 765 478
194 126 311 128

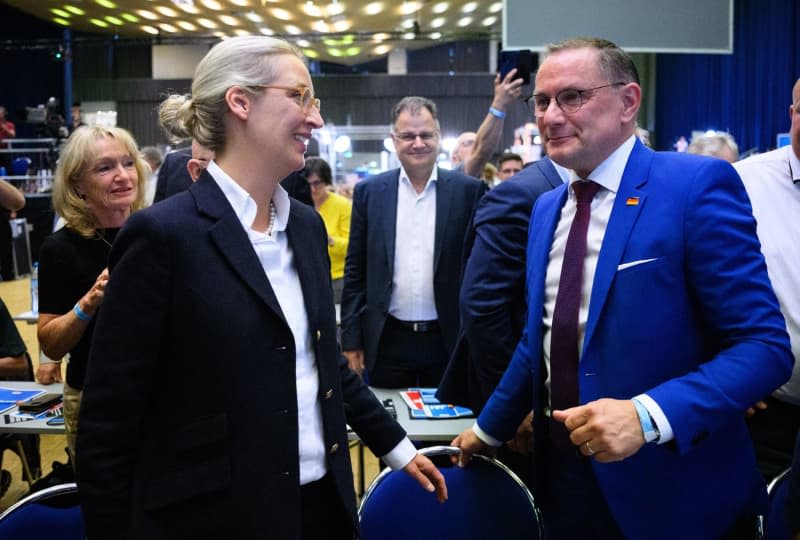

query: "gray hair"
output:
687 131 739 161
547 37 640 86
391 96 440 131
158 36 303 154
139 146 163 169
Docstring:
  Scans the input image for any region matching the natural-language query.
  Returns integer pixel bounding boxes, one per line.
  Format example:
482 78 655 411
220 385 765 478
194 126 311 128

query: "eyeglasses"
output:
256 84 321 113
393 131 439 143
526 82 626 116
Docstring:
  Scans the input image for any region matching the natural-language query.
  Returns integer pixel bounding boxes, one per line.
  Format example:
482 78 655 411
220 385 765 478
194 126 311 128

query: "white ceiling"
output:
3 0 503 65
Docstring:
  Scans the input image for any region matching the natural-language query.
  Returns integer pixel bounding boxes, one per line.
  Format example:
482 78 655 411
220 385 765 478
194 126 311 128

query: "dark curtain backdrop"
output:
655 0 800 152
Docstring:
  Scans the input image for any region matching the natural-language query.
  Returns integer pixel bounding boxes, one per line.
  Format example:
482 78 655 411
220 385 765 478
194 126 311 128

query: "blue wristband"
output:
632 398 660 443
73 303 92 322
488 107 506 119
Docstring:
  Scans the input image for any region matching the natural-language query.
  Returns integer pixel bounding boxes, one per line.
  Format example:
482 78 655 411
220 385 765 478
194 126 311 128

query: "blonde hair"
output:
158 36 303 154
52 126 148 237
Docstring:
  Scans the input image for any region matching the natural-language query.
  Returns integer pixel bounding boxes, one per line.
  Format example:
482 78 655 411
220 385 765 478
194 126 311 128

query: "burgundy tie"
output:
549 180 601 449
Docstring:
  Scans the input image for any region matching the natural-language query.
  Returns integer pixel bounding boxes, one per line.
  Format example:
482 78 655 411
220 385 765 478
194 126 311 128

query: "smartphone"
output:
499 49 534 85
18 393 63 414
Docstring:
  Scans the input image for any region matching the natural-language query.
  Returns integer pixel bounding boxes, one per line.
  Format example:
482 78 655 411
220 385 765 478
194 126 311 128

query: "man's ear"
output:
225 86 251 121
619 82 642 124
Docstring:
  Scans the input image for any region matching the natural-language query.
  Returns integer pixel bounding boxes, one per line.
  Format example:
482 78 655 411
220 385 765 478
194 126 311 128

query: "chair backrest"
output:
764 468 791 540
0 482 84 540
358 446 542 540
11 157 31 176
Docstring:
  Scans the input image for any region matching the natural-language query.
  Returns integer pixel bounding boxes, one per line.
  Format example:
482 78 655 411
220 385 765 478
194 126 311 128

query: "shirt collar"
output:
568 134 637 194
399 165 438 192
788 146 800 184
206 160 290 233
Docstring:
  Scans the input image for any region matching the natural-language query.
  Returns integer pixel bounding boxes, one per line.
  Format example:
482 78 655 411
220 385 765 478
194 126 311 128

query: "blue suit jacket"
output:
341 167 487 373
478 141 793 538
437 158 564 412
77 172 405 539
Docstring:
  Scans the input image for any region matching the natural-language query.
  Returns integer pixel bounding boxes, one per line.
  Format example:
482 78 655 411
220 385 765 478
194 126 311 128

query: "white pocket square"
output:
617 258 659 271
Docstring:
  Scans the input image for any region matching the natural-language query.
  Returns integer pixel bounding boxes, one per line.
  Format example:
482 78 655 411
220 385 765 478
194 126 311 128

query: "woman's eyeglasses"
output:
256 84 321 113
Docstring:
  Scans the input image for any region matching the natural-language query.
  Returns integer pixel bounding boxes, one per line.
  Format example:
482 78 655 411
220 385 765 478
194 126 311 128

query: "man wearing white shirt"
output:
341 96 487 387
735 77 800 482
452 37 792 539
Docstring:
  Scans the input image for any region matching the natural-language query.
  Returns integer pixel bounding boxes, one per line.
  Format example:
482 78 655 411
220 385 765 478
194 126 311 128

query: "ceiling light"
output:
429 31 441 39
197 18 218 28
155 6 178 17
401 19 415 29
332 19 351 31
373 44 390 54
53 18 70 26
142 25 159 34
200 0 223 10
399 2 421 15
64 5 86 15
372 33 390 41
90 18 109 27
259 27 275 35
432 2 448 14
482 16 497 26
95 0 117 8
328 48 343 57
245 12 262 22
270 8 293 20
296 39 311 47
234 29 251 36
174 2 199 15
402 32 415 40
344 47 361 56
51 8 70 17
121 13 139 22
457 16 472 27
213 31 227 38
461 2 478 13
285 24 302 34
177 21 198 30
327 3 345 16
230 0 251 5
304 49 319 59
219 14 239 26
488 2 502 13
137 10 159 20
364 2 383 15
302 3 323 17
105 15 124 25
312 20 329 32
430 17 445 28
159 23 178 32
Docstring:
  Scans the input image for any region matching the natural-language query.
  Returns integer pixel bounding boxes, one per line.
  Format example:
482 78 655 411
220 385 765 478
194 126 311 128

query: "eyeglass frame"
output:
526 82 627 117
255 84 321 113
392 131 440 143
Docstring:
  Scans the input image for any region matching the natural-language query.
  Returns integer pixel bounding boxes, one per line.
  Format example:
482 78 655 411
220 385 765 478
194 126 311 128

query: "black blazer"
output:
153 148 192 204
340 167 487 373
437 157 564 412
76 171 405 539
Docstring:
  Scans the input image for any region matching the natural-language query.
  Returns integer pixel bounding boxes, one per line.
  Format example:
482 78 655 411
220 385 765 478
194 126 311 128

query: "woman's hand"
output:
78 267 110 317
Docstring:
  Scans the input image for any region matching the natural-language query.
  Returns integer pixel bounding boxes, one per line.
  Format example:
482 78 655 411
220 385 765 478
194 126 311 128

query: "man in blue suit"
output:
341 96 487 388
452 37 793 539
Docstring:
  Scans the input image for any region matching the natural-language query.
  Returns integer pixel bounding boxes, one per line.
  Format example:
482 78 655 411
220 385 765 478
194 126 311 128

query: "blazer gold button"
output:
329 443 339 454
324 389 333 400
316 330 321 340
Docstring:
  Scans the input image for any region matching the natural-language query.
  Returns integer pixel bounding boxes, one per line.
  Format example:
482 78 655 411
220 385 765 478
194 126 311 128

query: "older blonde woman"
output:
76 36 445 540
36 126 146 461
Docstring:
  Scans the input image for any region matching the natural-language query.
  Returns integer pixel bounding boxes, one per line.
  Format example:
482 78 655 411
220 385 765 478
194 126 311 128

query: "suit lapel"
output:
192 173 287 323
540 157 566 189
380 172 399 274
433 168 451 271
529 185 568 313
584 141 652 350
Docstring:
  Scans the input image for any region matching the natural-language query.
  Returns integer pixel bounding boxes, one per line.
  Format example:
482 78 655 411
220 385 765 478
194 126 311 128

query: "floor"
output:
0 276 381 513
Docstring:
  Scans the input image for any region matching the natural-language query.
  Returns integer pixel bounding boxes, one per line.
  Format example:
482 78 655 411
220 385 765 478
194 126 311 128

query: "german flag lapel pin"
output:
625 197 640 206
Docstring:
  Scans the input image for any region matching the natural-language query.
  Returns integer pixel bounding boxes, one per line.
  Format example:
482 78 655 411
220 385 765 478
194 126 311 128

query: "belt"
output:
387 316 440 333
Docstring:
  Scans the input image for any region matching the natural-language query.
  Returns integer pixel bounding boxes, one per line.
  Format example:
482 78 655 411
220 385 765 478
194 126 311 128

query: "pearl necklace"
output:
266 201 277 237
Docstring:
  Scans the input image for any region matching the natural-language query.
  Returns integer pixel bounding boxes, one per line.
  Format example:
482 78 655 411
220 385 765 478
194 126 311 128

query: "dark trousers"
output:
300 474 354 540
369 316 448 388
747 395 800 481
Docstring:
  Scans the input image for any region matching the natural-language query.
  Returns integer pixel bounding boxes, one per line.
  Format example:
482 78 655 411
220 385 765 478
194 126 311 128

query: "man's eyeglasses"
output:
394 131 439 143
256 84 321 113
526 82 626 116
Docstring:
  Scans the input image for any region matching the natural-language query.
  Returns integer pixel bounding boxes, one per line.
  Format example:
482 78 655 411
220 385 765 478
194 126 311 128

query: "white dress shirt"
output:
735 145 800 405
475 135 674 447
207 161 416 480
388 166 439 322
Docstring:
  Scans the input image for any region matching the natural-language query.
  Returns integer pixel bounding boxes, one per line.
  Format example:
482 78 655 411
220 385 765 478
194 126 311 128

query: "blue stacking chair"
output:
10 157 31 176
359 445 542 540
0 482 84 540
763 468 791 540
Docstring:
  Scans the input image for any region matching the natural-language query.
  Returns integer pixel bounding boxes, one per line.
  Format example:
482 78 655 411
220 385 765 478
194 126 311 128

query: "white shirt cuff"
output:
382 437 418 470
472 422 503 447
635 393 674 444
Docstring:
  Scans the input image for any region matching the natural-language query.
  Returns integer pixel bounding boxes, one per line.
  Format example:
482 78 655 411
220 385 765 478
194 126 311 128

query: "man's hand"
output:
745 400 768 418
343 349 365 378
492 69 525 111
36 362 62 384
402 453 448 503
450 427 494 467
552 398 645 463
505 410 534 455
